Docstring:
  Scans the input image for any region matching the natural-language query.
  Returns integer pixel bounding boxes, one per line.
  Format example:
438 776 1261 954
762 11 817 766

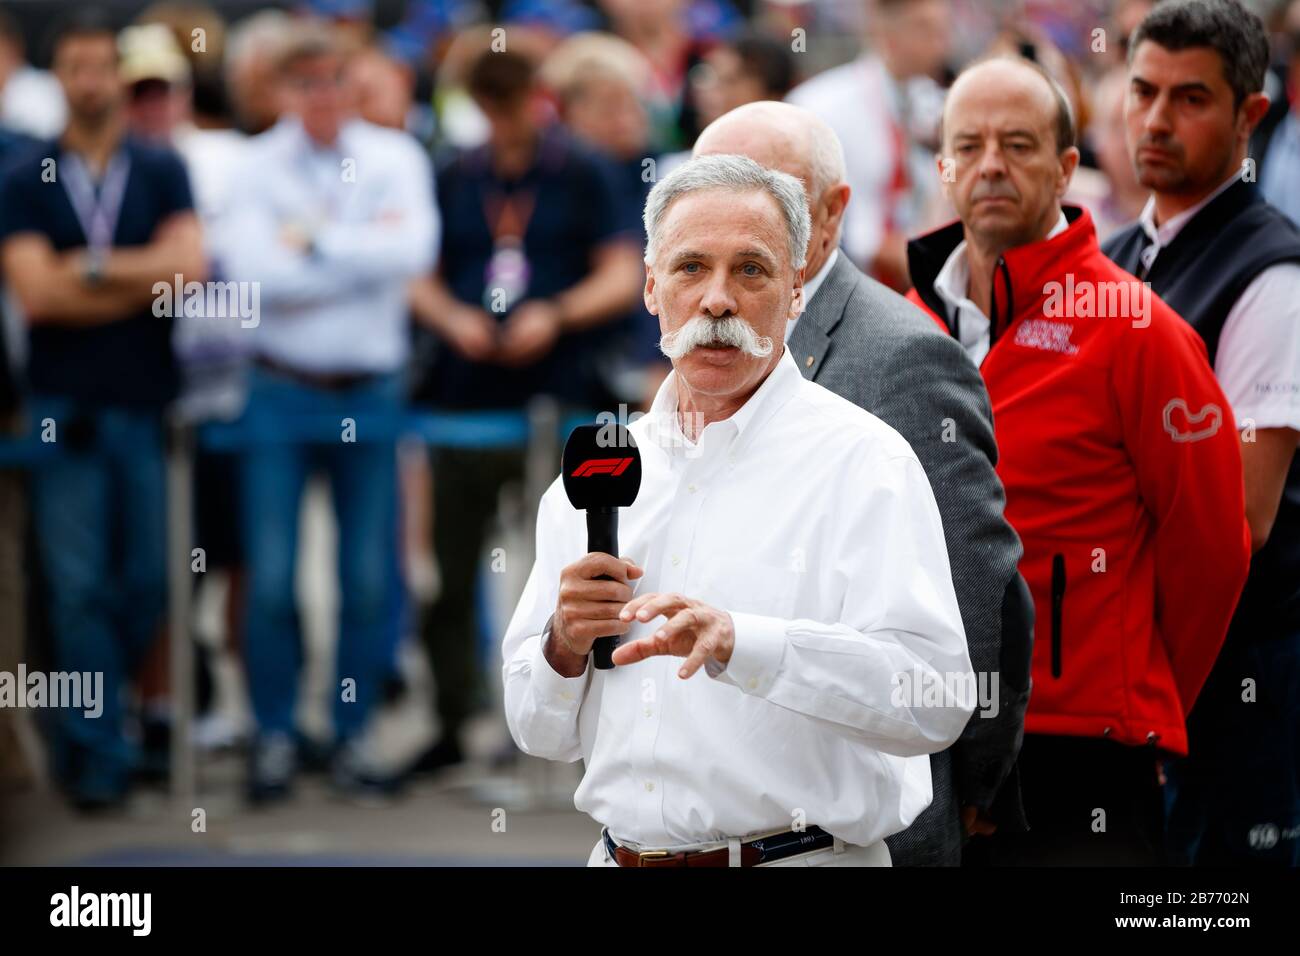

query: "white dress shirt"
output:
934 211 1069 366
1138 173 1300 432
785 248 838 342
220 117 439 374
502 346 973 850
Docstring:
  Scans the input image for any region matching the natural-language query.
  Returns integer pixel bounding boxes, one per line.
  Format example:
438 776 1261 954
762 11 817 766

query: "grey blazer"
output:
789 253 1033 866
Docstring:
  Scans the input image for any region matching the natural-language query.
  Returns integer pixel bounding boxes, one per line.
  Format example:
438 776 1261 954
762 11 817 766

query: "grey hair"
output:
225 9 292 74
643 154 812 271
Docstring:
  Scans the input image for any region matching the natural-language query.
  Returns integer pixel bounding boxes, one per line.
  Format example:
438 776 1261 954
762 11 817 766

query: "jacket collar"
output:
908 204 1098 344
788 251 859 378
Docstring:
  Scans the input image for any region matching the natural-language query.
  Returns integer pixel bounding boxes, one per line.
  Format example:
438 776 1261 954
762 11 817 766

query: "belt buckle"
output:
637 849 670 865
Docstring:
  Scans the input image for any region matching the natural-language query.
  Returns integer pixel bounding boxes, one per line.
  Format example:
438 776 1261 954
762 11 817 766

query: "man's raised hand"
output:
613 592 736 679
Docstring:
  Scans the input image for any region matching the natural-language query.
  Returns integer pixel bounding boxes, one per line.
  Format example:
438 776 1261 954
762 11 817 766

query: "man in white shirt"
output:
693 101 1033 867
220 23 437 803
502 154 974 867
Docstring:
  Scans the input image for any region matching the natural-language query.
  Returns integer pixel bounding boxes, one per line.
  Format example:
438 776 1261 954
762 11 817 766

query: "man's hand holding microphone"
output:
544 554 643 678
544 552 737 681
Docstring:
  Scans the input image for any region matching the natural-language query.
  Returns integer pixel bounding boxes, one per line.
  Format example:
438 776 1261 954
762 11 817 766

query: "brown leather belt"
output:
603 826 835 867
254 355 380 392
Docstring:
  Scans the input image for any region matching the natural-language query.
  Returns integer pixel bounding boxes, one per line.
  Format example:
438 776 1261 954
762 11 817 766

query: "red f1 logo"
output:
571 457 634 477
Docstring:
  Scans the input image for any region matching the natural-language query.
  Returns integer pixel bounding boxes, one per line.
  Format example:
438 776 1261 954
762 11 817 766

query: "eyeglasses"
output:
286 73 344 92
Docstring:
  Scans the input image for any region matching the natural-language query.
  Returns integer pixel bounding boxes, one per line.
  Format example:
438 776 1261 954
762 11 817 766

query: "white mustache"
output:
659 316 775 360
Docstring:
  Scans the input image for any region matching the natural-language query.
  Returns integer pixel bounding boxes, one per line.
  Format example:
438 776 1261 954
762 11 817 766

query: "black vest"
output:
1104 178 1300 639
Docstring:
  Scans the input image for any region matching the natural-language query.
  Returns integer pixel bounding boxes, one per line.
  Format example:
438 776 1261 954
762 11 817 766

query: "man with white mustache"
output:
501 154 974 867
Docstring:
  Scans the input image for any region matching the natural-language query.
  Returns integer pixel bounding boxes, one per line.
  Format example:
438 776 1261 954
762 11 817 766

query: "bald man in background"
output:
695 103 1033 866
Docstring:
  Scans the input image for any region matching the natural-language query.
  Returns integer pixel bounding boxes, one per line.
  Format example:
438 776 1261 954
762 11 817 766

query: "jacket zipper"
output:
1050 553 1066 678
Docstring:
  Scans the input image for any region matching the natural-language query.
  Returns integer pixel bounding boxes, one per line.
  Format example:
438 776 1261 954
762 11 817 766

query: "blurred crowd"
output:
0 0 1296 856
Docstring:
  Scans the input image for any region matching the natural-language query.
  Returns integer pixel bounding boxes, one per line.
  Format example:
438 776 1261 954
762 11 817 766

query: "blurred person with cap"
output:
221 20 438 802
1104 0 1300 866
134 1 233 130
786 0 951 289
907 55 1251 864
503 153 974 867
119 19 252 750
119 21 191 141
117 22 246 388
407 44 643 776
693 101 1033 866
0 8 206 810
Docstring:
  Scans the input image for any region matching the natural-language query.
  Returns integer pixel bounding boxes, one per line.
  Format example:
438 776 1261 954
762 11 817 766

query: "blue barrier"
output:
0 408 607 463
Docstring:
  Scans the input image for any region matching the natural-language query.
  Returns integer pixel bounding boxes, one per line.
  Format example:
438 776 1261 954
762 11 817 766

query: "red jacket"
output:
906 206 1250 755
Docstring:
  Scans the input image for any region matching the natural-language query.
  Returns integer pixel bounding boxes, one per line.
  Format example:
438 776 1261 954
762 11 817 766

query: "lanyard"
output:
61 150 130 252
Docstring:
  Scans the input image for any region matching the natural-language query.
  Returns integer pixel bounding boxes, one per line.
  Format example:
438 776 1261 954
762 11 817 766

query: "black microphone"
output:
561 423 642 670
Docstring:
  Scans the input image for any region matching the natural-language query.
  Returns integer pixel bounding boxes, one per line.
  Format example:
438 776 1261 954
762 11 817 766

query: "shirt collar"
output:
1139 168 1243 247
933 209 1068 317
647 346 803 456
280 114 356 157
786 248 839 341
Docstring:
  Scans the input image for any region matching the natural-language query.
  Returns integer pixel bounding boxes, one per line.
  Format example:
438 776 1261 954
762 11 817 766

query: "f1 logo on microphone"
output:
571 457 635 477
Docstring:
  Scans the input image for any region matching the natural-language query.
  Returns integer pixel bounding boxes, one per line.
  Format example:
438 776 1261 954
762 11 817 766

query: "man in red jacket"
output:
905 55 1251 864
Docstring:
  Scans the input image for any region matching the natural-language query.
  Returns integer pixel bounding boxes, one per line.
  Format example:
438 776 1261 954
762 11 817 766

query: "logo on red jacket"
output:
1013 319 1079 355
1162 398 1223 442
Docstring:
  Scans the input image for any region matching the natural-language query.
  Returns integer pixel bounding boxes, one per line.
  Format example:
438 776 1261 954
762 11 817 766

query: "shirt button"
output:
747 677 759 690
645 781 655 792
644 707 653 717
559 691 573 701
671 555 681 566
688 483 697 494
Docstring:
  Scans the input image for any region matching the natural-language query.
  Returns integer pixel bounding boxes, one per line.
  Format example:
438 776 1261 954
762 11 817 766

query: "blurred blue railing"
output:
0 400 598 806
0 406 603 460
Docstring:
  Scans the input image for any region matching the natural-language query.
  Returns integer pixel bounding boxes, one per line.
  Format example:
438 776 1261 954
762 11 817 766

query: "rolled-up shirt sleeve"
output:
502 486 589 762
707 453 975 758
